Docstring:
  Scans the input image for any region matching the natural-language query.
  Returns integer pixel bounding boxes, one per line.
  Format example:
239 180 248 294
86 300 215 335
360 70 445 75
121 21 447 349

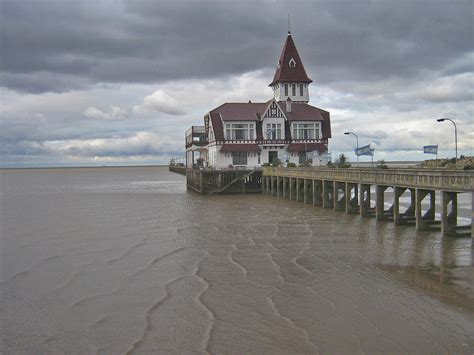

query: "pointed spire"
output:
269 32 312 87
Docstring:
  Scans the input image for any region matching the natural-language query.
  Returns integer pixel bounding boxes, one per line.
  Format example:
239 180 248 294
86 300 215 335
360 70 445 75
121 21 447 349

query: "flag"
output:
423 145 438 155
355 144 373 156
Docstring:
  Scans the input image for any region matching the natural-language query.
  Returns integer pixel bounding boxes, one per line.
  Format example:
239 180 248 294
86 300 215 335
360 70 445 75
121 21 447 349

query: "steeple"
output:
269 32 312 103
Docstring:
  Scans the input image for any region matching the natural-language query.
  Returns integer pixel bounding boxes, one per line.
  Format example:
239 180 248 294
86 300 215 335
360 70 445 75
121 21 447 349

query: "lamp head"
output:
344 132 350 135
437 118 445 122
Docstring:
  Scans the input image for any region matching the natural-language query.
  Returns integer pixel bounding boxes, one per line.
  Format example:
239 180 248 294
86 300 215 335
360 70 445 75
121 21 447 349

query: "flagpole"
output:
370 142 373 168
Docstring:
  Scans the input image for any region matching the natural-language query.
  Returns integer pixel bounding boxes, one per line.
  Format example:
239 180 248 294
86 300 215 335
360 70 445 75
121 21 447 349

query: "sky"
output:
1 0 473 167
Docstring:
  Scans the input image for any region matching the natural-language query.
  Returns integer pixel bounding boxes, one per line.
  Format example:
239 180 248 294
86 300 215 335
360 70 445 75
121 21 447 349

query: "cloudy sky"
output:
1 0 472 167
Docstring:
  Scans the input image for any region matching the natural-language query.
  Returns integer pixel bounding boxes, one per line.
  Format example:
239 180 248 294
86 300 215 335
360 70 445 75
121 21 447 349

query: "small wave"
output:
267 295 319 353
106 242 147 265
0 254 62 284
125 277 185 354
228 244 248 277
129 247 187 279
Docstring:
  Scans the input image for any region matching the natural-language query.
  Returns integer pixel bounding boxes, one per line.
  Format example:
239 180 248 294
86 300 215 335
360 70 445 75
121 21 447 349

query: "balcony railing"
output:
186 140 209 148
214 139 327 145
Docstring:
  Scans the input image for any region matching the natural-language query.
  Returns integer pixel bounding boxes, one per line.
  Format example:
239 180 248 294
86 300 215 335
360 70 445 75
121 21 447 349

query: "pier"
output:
186 169 262 194
168 165 186 175
262 167 473 238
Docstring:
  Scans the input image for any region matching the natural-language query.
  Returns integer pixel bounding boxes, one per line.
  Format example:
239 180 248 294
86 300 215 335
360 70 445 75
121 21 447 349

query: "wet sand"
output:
1 166 473 354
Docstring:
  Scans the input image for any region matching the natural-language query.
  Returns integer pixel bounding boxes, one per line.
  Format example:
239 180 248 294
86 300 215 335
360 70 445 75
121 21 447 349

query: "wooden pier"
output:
186 169 262 195
263 167 473 238
168 165 186 175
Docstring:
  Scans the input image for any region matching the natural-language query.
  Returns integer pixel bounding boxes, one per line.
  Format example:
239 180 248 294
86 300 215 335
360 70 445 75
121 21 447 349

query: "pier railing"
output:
263 167 473 193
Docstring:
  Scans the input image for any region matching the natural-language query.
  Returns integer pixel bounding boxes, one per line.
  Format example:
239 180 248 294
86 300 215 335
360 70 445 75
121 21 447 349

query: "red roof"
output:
209 112 224 140
269 34 312 86
211 102 268 121
220 144 261 152
207 100 331 140
279 102 332 138
287 143 327 152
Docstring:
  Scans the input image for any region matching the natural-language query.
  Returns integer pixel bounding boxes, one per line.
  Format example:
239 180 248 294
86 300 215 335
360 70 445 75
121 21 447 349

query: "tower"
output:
269 31 312 103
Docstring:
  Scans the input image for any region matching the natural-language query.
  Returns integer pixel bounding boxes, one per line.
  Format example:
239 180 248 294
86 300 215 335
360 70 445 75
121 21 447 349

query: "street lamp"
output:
437 118 457 169
344 131 359 165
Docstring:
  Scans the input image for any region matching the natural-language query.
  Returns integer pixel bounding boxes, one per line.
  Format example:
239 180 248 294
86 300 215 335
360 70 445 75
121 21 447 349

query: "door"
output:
269 151 278 165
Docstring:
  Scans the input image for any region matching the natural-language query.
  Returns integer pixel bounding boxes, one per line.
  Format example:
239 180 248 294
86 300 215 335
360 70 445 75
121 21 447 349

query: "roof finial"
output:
287 14 291 35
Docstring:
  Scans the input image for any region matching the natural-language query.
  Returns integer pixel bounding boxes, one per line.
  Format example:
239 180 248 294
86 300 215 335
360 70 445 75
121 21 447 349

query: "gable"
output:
262 100 286 119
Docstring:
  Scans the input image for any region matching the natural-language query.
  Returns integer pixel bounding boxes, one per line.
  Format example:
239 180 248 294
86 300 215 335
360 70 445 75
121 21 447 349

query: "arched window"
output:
289 58 296 67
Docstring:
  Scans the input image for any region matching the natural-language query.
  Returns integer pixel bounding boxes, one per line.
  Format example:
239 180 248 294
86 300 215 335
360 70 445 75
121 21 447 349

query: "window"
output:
289 58 296 67
292 122 321 140
284 84 288 96
299 84 303 96
266 123 282 140
225 123 254 140
299 152 306 164
292 84 296 96
233 152 247 165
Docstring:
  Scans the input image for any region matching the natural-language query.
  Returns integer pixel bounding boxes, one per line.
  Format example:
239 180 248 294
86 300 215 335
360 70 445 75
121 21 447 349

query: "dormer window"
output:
289 58 296 67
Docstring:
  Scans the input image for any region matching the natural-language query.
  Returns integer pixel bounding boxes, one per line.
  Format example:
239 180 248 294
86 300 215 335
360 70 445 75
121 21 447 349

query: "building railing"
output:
263 167 473 193
212 139 328 145
185 140 209 148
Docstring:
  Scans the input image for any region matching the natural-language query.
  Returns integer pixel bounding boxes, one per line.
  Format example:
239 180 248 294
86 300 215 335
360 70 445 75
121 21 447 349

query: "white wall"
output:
273 82 310 103
208 145 329 168
284 149 329 166
215 149 260 169
260 146 287 164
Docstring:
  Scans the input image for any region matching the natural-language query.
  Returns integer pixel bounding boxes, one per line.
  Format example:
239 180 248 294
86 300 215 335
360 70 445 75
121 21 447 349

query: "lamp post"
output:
344 131 359 166
437 118 457 169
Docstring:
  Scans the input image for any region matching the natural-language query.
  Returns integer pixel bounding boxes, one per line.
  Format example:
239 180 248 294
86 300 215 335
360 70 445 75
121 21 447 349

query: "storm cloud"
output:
0 0 472 166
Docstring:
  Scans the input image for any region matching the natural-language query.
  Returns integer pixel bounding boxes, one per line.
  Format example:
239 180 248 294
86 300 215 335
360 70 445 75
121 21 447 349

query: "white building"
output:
186 31 332 169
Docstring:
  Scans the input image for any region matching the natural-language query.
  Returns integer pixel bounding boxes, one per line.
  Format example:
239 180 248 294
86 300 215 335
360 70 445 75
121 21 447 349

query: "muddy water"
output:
1 166 473 354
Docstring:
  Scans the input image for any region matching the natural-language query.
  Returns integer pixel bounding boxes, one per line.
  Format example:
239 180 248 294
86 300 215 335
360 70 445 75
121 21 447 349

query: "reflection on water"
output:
378 236 473 313
1 166 473 354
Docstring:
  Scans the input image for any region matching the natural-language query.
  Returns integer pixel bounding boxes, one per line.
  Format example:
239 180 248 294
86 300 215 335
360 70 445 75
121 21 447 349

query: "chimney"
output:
286 97 292 112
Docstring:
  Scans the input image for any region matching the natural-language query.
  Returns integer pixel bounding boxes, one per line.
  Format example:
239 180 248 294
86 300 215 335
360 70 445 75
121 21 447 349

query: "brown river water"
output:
1 166 473 354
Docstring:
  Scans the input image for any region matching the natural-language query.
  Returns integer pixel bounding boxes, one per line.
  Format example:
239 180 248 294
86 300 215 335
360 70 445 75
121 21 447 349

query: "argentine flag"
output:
355 144 373 156
423 145 438 155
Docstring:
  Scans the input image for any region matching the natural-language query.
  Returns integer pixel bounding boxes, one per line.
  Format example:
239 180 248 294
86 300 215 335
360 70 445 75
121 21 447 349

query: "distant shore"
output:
0 164 168 170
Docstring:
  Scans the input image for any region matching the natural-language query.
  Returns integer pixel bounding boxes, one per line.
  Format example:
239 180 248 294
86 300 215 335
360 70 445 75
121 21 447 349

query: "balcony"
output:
186 126 208 149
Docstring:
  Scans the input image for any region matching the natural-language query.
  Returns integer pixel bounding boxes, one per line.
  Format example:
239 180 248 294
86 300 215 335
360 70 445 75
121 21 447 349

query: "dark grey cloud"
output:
1 0 472 167
1 0 472 93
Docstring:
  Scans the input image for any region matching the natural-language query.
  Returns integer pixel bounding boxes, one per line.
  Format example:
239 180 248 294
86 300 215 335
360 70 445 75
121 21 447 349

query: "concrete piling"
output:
322 180 333 209
415 189 437 231
334 181 346 211
313 180 323 207
345 183 359 214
